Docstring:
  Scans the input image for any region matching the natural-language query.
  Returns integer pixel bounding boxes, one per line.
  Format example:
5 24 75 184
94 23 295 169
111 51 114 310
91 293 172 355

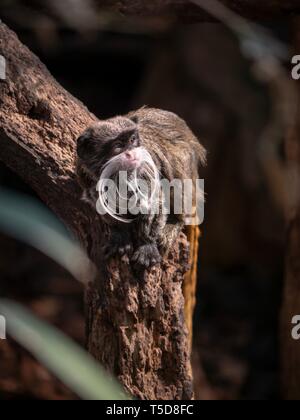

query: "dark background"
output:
0 3 289 400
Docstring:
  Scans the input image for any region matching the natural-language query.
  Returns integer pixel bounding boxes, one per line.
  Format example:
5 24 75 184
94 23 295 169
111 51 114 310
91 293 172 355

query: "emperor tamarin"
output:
76 107 206 268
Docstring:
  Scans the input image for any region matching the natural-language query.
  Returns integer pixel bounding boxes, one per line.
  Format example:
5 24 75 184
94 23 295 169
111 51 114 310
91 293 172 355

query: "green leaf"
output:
0 187 95 284
0 299 129 400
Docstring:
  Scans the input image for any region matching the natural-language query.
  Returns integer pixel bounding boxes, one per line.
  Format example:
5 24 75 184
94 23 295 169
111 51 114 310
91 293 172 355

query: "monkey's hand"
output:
132 243 162 269
102 231 133 261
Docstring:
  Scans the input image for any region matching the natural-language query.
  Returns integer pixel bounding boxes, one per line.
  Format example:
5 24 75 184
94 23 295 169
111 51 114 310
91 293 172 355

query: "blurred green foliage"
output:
0 188 129 400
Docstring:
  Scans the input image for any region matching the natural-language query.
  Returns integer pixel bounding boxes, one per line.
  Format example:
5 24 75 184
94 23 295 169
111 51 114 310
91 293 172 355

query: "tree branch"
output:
98 0 300 21
0 22 193 400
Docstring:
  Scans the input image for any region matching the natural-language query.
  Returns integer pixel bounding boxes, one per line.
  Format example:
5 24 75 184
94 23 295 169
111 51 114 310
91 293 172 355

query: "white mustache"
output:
97 147 160 223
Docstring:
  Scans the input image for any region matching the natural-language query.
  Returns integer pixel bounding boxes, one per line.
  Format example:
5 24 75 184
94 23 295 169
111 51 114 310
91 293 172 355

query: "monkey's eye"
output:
129 134 137 144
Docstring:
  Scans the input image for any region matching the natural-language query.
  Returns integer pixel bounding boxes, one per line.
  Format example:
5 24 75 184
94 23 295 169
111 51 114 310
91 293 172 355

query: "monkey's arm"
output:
131 212 164 268
132 211 185 268
102 225 133 260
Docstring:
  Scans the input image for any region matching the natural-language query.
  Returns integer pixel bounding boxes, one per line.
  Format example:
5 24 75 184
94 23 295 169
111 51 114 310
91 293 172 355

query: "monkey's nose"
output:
125 151 135 160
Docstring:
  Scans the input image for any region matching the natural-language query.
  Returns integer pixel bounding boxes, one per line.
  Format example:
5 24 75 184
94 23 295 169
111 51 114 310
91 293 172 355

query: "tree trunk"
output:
0 23 193 400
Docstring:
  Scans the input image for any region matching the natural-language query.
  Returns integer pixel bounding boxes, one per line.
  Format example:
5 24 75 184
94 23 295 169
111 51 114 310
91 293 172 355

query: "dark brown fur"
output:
76 107 206 269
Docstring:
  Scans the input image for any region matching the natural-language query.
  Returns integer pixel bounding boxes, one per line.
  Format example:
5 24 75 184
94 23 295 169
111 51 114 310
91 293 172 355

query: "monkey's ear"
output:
77 133 94 160
130 115 139 124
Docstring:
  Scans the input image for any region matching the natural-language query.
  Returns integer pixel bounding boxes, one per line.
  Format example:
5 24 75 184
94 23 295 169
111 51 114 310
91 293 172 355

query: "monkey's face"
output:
77 117 142 176
77 117 160 223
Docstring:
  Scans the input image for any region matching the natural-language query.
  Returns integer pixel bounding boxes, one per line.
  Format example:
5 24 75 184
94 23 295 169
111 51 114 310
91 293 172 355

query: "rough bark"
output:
0 22 193 400
97 0 300 21
281 18 300 401
86 234 192 400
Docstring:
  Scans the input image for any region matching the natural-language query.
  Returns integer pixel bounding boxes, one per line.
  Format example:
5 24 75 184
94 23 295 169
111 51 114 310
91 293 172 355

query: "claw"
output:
132 244 162 269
